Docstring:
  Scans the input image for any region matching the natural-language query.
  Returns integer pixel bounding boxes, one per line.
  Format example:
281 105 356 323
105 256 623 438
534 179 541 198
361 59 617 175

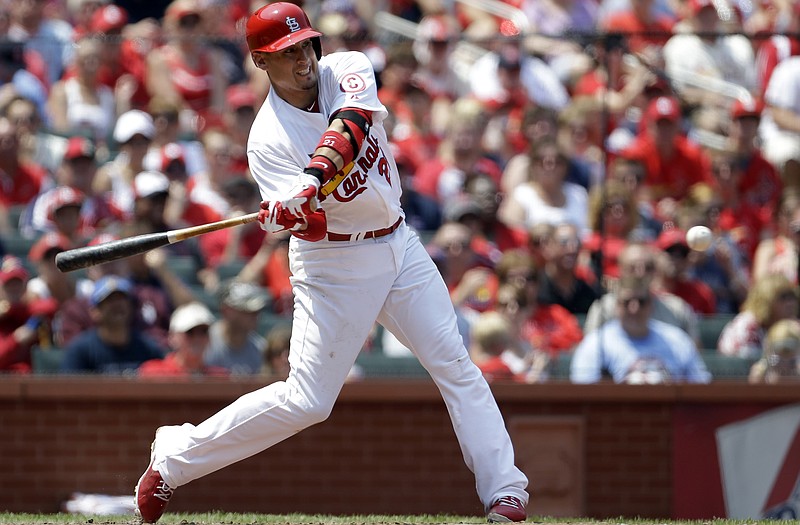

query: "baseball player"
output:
134 4 529 523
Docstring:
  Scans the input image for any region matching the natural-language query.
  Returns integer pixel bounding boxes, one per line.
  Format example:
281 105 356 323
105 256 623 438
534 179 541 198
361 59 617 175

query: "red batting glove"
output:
258 201 303 234
280 173 320 219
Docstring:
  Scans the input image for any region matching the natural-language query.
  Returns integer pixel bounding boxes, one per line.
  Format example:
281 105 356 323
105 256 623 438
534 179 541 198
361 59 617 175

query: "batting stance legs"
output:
137 224 528 519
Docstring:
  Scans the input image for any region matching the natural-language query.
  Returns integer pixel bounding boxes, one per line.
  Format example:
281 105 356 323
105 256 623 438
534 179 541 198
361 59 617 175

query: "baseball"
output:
686 226 713 251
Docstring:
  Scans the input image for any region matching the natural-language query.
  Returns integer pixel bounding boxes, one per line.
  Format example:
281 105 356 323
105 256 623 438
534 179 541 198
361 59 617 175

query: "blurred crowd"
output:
0 0 799 384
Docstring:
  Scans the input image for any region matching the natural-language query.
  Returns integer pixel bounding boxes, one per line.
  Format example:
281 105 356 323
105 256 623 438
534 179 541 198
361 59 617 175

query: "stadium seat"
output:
698 314 735 351
31 346 65 374
701 351 757 380
354 354 429 378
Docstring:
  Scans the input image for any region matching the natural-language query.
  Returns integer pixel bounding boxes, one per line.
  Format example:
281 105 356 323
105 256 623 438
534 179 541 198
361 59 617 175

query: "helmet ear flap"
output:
312 37 322 60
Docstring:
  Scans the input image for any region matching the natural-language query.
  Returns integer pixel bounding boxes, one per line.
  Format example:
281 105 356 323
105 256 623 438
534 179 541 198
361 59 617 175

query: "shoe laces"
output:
494 496 522 509
154 479 174 502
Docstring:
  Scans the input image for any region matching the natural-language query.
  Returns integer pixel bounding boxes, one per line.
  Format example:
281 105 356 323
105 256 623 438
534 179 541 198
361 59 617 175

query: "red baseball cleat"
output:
487 495 526 522
134 440 175 523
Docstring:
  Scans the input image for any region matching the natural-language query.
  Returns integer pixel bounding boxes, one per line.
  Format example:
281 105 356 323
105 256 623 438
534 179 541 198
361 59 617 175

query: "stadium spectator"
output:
428 221 495 316
67 0 109 40
236 230 293 316
580 178 642 287
0 39 48 119
675 183 749 314
47 36 117 143
752 190 800 284
7 0 74 86
718 273 800 359
663 0 756 127
468 38 569 112
223 83 258 176
23 136 122 239
444 173 527 262
492 249 583 358
413 98 500 205
198 177 265 269
204 280 269 375
468 310 527 383
26 232 77 305
600 0 674 56
262 322 291 379
0 255 57 372
652 227 717 315
0 116 48 208
138 301 227 377
187 127 242 216
411 13 466 101
538 222 600 315
143 96 206 177
60 275 166 374
570 274 711 384
759 55 800 168
748 318 800 384
583 241 701 344
498 137 589 235
619 96 715 212
95 109 156 215
606 157 663 240
501 106 560 193
1 94 42 164
754 2 800 94
145 0 227 120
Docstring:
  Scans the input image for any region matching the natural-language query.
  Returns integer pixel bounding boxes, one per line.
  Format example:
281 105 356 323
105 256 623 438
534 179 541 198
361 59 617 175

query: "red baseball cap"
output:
646 96 681 123
47 186 85 220
0 255 29 284
29 232 71 263
730 97 764 119
656 228 689 250
688 0 716 14
160 142 186 172
90 4 128 34
226 84 258 110
63 136 96 161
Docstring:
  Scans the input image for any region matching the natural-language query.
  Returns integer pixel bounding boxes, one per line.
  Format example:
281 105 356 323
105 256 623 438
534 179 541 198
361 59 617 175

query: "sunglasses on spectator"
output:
178 14 202 29
666 245 690 258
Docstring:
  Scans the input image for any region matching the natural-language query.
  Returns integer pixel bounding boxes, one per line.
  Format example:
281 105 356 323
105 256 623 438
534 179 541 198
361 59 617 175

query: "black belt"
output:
327 217 403 242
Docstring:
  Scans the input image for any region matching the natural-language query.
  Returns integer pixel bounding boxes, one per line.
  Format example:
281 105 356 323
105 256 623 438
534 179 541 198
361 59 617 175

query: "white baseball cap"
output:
170 302 216 333
114 110 155 144
134 170 170 199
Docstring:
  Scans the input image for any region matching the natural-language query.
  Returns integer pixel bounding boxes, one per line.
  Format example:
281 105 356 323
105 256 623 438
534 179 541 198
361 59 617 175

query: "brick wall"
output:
0 378 798 518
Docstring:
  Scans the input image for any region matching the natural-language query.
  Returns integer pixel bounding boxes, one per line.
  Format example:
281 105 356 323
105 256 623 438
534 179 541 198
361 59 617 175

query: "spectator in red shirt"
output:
0 116 47 207
620 96 715 215
493 249 583 357
198 177 265 270
223 84 259 177
469 310 527 383
717 97 782 259
601 0 674 56
138 301 227 378
653 228 717 315
0 255 57 373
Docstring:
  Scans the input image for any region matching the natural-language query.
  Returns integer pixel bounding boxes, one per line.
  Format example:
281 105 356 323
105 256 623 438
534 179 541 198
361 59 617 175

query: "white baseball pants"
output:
154 223 529 509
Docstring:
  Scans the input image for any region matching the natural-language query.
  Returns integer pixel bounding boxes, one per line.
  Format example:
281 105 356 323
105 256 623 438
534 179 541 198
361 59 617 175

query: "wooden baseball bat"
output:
55 212 260 273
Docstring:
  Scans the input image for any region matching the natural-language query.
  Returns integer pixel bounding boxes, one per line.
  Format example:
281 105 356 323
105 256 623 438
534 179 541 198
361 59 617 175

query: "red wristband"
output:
306 155 337 183
318 130 354 165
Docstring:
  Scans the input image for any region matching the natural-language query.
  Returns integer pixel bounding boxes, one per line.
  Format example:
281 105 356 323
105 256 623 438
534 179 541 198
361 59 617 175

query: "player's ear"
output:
251 52 269 71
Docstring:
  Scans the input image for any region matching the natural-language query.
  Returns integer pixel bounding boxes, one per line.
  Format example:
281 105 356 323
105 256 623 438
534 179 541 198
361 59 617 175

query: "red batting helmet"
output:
246 2 322 59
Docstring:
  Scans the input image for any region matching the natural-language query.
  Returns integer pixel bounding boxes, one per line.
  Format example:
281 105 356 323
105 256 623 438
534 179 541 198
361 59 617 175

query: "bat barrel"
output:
55 232 170 272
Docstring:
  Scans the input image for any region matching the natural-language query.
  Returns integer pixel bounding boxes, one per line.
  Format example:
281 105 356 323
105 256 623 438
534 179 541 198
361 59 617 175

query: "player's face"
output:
257 39 319 108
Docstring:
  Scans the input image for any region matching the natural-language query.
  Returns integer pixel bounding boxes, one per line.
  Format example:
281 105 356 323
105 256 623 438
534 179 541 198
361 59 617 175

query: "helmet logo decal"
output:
286 16 301 32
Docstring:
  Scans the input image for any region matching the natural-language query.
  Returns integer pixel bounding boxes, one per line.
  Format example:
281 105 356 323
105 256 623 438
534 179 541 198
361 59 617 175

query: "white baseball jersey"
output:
247 51 404 236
